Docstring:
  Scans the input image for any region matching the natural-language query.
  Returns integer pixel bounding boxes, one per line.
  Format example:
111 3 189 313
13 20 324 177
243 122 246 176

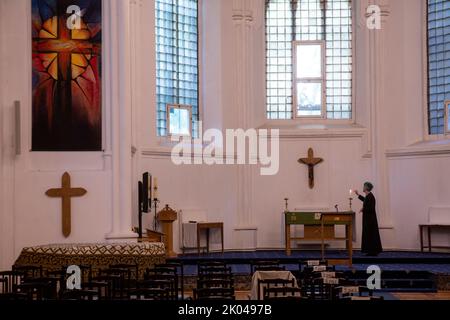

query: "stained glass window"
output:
427 0 450 135
156 0 199 136
266 0 353 120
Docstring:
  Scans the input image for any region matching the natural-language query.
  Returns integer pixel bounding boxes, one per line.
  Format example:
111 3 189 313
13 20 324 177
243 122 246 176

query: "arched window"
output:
266 0 353 120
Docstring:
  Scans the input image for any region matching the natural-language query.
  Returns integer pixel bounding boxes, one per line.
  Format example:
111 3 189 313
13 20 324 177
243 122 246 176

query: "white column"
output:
367 0 394 229
0 0 6 269
130 0 143 228
232 0 258 249
105 0 137 241
0 0 18 269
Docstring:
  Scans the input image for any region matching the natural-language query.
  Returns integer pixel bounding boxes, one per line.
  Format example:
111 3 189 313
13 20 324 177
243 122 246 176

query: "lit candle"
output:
349 189 353 196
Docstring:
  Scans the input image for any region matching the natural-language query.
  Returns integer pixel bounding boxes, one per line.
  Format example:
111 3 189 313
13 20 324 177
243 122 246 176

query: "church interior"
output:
1 0 450 303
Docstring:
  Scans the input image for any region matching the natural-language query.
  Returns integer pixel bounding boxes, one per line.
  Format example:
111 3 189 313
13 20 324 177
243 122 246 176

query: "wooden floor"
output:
392 292 450 300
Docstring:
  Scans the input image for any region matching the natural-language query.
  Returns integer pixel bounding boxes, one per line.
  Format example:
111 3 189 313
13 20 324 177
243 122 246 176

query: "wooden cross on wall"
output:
46 172 87 238
298 148 323 189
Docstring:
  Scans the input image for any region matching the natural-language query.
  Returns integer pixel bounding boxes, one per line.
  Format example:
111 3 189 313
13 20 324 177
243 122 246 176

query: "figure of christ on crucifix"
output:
32 0 102 151
46 172 87 238
298 148 324 189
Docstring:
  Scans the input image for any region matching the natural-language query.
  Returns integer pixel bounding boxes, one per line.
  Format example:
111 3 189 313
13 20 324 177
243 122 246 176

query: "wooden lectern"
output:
157 205 178 257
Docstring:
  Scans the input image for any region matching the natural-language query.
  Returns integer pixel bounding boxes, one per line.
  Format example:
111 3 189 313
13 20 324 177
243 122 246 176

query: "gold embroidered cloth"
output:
14 243 166 279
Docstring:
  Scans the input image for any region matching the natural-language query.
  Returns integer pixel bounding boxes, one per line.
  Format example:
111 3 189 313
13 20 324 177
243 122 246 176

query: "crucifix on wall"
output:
298 148 323 189
46 172 87 237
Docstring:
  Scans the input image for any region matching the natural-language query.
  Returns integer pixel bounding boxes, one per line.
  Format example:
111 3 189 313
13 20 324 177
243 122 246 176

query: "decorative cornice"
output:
258 123 367 140
386 147 450 159
278 130 366 140
142 148 238 161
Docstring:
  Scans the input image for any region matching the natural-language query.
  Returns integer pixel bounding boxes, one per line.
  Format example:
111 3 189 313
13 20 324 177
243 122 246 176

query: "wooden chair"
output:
83 279 112 300
263 287 305 301
145 268 178 300
154 264 182 299
110 264 139 287
0 271 24 294
257 278 296 301
157 262 184 299
0 278 6 294
194 288 235 300
78 265 94 284
46 269 68 299
311 277 349 301
13 280 53 301
298 265 337 293
92 272 126 300
12 265 43 280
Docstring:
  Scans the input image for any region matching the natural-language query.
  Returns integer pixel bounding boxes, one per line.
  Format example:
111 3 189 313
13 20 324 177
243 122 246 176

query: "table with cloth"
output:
14 242 166 279
250 270 298 300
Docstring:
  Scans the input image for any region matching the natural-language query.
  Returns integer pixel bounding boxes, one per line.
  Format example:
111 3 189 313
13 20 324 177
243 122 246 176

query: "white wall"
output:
136 0 450 253
1 0 450 269
0 0 137 269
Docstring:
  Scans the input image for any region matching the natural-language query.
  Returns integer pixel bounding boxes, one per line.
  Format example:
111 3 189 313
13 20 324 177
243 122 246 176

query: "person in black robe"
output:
355 182 383 256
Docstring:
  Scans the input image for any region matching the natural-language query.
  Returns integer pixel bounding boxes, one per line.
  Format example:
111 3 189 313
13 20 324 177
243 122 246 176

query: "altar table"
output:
14 243 166 279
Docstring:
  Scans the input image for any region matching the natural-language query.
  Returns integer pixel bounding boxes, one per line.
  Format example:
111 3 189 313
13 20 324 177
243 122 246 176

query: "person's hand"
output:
354 190 359 196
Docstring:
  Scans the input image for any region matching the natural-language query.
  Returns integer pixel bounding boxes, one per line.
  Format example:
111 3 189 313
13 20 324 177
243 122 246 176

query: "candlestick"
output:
153 177 159 199
153 198 160 231
284 198 289 212
349 197 353 211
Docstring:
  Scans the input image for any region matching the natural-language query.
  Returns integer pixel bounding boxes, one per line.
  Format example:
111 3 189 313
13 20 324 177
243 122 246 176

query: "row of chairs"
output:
254 260 382 301
0 263 184 301
1 260 383 301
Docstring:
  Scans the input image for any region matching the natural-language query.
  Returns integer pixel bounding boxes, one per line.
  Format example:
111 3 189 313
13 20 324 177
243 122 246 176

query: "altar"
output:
14 242 166 279
284 211 355 266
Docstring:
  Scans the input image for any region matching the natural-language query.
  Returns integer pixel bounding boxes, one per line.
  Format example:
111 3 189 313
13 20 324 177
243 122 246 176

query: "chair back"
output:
263 287 303 300
194 287 235 300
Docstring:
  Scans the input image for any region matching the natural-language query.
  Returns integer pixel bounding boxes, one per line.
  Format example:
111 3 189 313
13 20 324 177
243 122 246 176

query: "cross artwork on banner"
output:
32 0 102 151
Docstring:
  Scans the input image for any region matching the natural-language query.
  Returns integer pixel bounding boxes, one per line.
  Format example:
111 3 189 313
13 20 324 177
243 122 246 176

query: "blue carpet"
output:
171 250 449 293
177 250 450 261
181 263 450 276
